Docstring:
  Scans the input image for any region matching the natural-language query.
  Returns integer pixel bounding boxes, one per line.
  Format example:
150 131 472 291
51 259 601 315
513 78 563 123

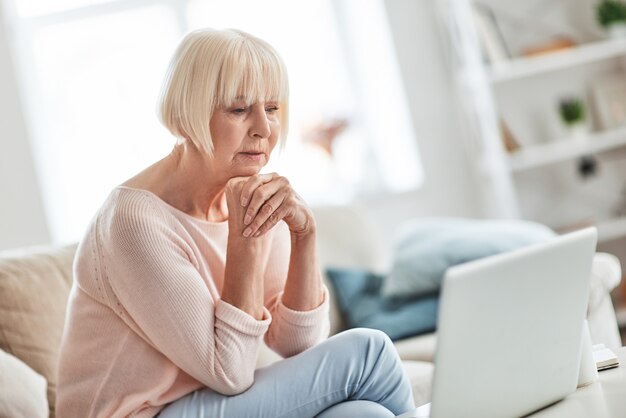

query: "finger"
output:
244 190 288 237
240 173 276 207
277 194 311 235
253 204 291 237
225 177 249 205
244 176 288 225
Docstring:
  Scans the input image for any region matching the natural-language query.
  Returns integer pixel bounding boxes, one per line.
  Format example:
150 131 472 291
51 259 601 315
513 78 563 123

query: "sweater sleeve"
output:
264 287 330 358
262 224 330 358
102 197 269 395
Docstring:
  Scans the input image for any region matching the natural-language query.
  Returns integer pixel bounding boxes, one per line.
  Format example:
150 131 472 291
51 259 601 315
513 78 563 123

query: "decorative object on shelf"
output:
577 155 599 178
591 73 626 129
471 3 511 64
596 0 626 39
521 36 577 58
301 118 349 157
553 220 595 235
499 119 521 152
559 96 589 139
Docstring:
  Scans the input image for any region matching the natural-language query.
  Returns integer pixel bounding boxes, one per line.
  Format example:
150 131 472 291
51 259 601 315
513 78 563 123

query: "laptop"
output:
399 227 597 418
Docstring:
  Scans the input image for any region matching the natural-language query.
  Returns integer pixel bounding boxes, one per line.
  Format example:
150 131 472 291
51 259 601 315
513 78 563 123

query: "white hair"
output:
158 28 289 155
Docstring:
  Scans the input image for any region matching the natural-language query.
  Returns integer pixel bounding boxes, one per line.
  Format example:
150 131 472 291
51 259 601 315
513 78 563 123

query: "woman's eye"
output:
231 107 247 114
265 106 279 114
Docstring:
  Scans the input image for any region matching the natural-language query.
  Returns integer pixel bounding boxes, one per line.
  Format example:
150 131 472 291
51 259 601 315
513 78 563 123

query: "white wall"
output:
0 0 479 251
0 5 50 251
357 0 480 245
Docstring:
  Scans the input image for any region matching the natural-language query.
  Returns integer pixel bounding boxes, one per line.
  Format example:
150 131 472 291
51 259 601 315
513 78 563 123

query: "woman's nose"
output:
249 107 271 139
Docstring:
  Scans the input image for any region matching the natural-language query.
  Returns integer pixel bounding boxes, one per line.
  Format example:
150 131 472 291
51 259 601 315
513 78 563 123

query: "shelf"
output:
616 307 626 329
557 217 626 243
597 217 626 243
488 38 626 84
507 126 626 172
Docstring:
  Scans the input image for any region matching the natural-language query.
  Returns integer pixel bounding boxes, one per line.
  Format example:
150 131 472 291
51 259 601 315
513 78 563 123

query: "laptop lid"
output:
429 227 597 418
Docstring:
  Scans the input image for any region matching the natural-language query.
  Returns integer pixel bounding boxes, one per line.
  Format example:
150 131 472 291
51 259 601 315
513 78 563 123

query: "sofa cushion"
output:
0 244 77 418
394 333 437 363
401 360 434 408
0 348 48 418
326 267 438 341
382 218 555 299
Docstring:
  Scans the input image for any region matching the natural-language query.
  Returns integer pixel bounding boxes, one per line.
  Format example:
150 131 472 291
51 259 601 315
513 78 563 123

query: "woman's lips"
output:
238 152 264 162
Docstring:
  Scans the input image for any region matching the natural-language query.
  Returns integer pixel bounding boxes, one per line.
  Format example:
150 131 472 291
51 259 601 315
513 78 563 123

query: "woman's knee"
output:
336 328 393 352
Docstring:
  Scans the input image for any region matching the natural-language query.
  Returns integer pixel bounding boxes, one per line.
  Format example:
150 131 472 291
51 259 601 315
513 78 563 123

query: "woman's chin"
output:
234 165 264 177
229 155 269 177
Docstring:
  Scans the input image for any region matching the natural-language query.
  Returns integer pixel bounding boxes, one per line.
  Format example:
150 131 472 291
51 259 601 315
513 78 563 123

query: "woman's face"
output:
209 99 280 179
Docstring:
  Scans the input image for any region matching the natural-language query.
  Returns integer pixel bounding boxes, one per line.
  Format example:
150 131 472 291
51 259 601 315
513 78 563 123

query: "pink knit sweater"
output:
56 186 330 418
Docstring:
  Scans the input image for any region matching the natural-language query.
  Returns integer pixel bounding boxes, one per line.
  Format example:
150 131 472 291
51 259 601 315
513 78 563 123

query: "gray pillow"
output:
0 349 49 418
382 218 555 299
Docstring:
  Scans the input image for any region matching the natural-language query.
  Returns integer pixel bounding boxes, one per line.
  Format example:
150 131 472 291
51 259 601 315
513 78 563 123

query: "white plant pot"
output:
566 122 590 141
608 22 626 39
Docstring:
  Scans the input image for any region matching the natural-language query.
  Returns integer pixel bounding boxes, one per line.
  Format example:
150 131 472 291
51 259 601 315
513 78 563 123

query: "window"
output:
4 0 423 245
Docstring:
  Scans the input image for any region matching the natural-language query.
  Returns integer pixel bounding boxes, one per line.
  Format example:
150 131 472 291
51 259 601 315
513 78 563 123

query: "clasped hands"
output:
225 173 314 239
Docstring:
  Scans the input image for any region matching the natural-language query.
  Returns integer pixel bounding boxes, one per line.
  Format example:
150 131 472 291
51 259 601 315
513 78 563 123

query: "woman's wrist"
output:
289 214 317 243
228 233 270 253
282 215 323 311
223 236 268 320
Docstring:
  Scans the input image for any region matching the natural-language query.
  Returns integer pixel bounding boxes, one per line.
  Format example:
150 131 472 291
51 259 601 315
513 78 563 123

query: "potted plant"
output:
597 0 626 38
559 97 589 139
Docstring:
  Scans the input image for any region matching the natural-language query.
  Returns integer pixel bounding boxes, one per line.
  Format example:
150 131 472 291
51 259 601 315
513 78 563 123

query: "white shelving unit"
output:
508 126 626 172
597 217 626 243
482 36 626 243
463 0 626 344
489 38 626 83
616 306 626 330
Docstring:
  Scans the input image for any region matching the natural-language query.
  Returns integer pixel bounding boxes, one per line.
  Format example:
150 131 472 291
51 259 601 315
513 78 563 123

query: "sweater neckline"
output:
115 185 229 227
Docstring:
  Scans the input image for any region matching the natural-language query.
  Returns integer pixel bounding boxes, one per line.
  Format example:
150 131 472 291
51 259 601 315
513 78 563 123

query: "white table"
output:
528 346 626 417
406 347 626 418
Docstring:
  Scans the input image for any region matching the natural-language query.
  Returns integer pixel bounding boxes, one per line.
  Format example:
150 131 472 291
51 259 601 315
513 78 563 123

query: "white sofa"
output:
0 205 622 416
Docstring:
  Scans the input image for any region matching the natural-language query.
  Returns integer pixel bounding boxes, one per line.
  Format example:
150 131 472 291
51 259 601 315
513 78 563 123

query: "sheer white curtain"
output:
5 0 424 244
437 0 519 218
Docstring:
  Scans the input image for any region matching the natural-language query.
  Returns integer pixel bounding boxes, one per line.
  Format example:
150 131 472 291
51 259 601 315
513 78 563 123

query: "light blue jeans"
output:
157 328 415 418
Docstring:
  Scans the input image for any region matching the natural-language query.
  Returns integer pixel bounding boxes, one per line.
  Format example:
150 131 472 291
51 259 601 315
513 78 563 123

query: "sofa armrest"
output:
587 252 622 350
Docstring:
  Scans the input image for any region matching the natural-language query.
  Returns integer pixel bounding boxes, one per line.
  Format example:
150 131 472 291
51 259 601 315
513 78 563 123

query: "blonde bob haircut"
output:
158 28 289 155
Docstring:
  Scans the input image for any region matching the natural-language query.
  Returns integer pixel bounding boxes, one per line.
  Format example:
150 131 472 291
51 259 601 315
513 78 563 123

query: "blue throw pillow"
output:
326 267 438 341
381 218 556 299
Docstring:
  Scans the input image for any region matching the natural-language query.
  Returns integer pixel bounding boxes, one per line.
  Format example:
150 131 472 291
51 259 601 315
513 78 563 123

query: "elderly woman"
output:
56 28 414 418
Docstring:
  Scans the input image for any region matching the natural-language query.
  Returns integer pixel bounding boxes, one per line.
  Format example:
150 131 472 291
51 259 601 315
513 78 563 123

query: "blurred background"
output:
3 0 626 336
